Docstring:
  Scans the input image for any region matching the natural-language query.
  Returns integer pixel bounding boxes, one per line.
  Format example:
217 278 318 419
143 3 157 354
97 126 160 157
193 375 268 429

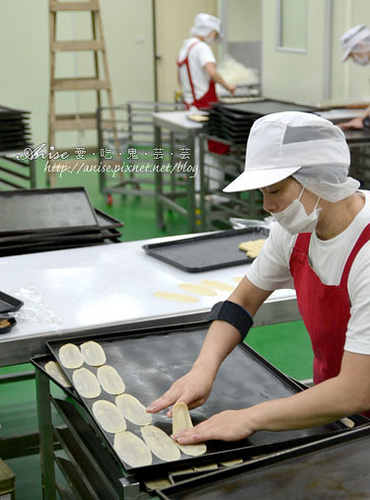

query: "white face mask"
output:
272 188 321 235
352 53 370 66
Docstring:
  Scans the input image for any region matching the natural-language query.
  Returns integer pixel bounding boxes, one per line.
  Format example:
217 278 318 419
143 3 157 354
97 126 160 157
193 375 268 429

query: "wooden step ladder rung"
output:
52 113 97 131
50 1 99 12
52 40 104 52
51 78 110 91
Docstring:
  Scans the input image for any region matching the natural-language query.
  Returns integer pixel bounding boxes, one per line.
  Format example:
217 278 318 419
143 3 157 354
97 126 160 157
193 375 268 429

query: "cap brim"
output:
223 166 301 193
342 48 352 62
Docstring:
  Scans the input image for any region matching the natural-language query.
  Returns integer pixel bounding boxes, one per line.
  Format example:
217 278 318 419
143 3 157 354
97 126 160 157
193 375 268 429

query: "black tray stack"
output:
0 105 36 189
0 187 124 256
0 106 33 153
205 100 318 145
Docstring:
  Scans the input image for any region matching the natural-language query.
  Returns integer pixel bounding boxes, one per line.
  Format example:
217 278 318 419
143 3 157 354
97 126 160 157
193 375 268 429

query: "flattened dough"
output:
141 425 181 462
178 283 217 296
80 341 106 366
114 431 152 468
59 343 84 369
116 393 152 426
72 367 101 399
97 365 125 395
172 402 207 457
92 400 126 433
238 238 266 258
200 280 234 292
153 292 199 303
45 361 71 387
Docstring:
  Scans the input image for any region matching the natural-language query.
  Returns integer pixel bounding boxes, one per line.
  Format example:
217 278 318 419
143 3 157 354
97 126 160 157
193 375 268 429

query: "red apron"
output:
177 42 229 155
289 225 370 418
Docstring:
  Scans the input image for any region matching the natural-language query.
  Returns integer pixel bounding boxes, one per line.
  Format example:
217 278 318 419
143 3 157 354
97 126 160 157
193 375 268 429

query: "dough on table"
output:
141 425 181 462
200 280 234 292
80 341 106 366
116 393 152 426
238 239 266 258
72 367 101 399
172 402 207 457
178 283 217 296
59 343 84 369
233 276 243 283
153 292 199 303
45 361 71 388
92 400 126 433
114 431 152 468
97 365 125 395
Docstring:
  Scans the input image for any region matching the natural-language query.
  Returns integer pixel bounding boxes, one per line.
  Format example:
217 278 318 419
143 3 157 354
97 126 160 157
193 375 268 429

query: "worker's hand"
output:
146 365 215 417
338 116 365 130
172 408 256 443
225 83 237 95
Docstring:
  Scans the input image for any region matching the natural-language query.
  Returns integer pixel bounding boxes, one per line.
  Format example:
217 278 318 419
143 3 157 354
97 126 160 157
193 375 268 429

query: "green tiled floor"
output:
0 164 313 499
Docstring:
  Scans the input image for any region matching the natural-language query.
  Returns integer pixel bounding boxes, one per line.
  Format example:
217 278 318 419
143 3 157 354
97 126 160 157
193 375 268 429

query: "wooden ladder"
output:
48 0 114 186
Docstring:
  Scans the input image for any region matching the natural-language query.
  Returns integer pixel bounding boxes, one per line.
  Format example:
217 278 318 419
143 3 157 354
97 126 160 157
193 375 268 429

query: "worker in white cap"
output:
177 13 236 110
339 24 370 130
148 112 370 441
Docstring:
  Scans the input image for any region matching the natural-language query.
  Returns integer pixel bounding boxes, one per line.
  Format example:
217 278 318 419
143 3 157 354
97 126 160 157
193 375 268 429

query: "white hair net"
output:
292 164 360 202
190 13 223 38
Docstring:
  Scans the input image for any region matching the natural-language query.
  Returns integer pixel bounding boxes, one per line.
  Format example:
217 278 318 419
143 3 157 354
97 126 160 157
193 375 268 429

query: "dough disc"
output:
92 400 126 433
141 425 181 462
97 365 125 395
72 367 101 399
116 393 152 426
114 431 152 468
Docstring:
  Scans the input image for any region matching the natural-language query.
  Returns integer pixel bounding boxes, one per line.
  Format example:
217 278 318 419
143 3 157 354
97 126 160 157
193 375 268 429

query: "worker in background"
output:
339 24 370 130
178 13 237 192
177 13 236 111
147 112 370 442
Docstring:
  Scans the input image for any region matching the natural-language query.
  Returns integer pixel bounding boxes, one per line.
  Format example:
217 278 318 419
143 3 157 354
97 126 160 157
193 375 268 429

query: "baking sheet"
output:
0 187 99 235
47 324 348 474
0 291 24 313
142 228 269 272
158 425 370 500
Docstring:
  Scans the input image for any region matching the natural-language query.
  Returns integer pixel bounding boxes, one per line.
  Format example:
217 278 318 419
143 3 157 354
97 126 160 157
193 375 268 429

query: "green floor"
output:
0 162 313 499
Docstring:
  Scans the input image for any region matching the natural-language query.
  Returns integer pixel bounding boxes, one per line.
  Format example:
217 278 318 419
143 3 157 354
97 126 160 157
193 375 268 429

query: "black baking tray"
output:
158 424 370 499
31 354 78 399
0 187 100 236
46 322 361 475
0 291 24 313
143 227 269 272
218 99 317 116
95 208 124 230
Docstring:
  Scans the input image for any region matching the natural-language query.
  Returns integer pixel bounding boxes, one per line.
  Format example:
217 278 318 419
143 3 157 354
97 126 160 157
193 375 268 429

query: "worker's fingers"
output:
172 410 254 443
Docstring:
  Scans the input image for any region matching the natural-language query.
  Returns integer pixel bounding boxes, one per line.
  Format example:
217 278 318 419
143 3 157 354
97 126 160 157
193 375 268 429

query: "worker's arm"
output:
147 277 272 416
338 105 370 130
172 350 370 443
204 62 237 95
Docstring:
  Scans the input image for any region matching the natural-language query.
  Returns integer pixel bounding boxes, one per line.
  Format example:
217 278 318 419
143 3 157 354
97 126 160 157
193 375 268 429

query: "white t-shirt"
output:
247 190 370 355
178 37 217 107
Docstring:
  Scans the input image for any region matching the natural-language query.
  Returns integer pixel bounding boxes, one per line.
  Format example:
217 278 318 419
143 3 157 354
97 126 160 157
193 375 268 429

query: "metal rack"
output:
198 133 264 231
97 101 186 204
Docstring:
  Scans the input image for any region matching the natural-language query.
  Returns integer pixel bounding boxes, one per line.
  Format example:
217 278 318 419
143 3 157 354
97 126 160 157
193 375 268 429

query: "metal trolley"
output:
97 101 186 205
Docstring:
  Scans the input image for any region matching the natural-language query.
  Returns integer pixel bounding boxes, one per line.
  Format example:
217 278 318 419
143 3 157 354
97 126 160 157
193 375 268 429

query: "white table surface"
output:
0 235 298 365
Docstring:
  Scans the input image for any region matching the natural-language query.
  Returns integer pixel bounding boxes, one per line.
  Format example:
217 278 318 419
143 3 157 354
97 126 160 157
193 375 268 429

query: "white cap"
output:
223 111 352 196
341 24 370 61
190 13 224 39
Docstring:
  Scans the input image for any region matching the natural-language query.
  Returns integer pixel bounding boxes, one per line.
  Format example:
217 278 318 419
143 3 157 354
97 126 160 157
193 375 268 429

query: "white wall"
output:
0 0 155 148
226 0 261 42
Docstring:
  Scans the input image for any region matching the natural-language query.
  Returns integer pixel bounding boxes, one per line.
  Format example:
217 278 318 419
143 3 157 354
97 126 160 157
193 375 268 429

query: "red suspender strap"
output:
177 41 200 103
340 223 370 288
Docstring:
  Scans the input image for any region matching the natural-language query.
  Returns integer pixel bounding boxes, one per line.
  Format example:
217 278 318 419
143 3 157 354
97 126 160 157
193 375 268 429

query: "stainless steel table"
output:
0 234 298 367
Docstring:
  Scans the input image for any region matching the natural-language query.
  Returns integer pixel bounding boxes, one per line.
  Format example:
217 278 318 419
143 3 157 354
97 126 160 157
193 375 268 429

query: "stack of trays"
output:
0 187 124 256
0 105 32 153
205 100 317 145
